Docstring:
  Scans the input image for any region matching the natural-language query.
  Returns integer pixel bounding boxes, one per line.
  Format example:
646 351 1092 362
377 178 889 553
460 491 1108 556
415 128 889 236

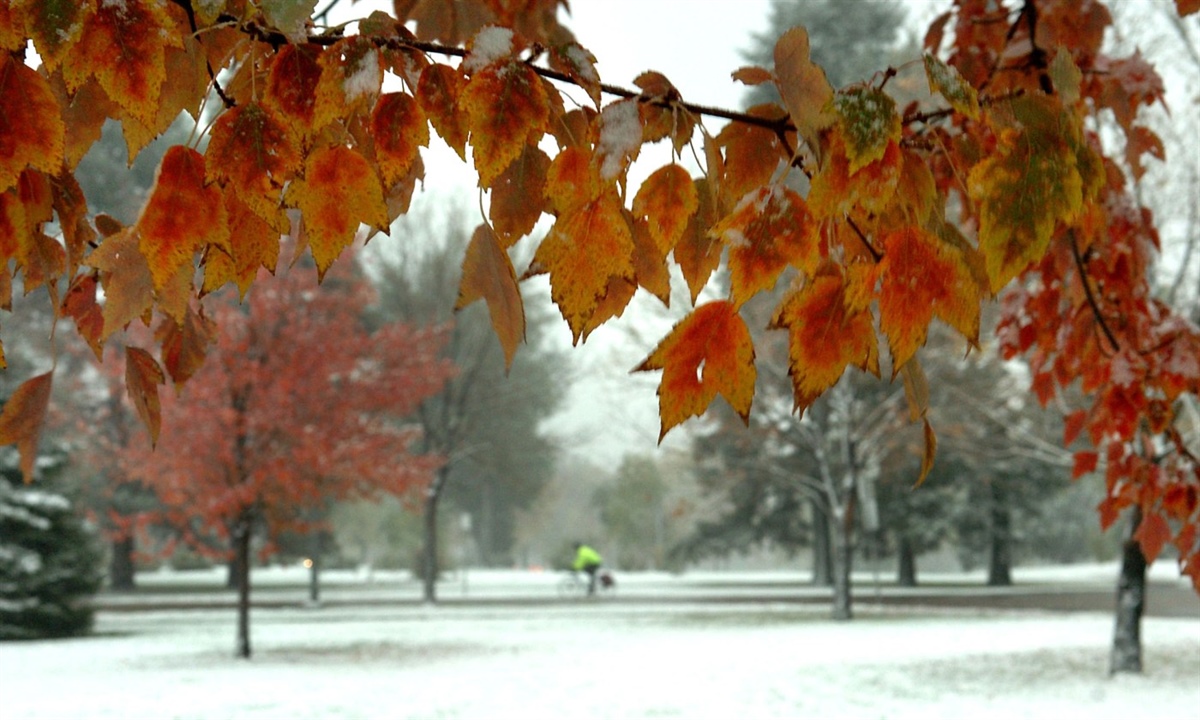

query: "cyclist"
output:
571 542 603 595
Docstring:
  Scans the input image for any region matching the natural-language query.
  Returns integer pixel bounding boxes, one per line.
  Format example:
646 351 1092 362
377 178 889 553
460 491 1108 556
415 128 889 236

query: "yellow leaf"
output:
460 60 549 187
773 26 834 163
632 164 698 255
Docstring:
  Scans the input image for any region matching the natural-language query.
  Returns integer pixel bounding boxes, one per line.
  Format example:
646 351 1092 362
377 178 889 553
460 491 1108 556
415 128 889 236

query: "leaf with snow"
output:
460 59 549 187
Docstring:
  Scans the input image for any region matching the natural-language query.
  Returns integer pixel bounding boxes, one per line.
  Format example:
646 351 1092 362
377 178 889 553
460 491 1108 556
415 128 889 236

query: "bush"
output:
0 474 104 640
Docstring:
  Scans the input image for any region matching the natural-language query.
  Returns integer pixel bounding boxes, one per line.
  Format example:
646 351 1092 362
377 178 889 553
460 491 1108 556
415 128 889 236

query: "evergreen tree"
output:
0 449 104 640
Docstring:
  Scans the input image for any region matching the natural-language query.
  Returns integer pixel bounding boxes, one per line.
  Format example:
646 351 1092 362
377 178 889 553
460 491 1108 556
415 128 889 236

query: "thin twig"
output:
1070 231 1121 354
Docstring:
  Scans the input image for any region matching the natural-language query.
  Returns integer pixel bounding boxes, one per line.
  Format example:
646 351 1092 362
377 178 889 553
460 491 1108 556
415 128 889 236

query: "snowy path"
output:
2 600 1198 719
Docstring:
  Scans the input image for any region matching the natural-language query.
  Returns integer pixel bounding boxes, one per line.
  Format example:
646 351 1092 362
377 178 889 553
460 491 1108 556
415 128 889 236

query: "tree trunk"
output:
987 482 1012 586
897 535 917 587
830 494 856 621
422 469 447 604
109 535 136 590
234 515 252 659
226 555 240 589
811 500 833 586
308 531 321 606
1110 506 1147 674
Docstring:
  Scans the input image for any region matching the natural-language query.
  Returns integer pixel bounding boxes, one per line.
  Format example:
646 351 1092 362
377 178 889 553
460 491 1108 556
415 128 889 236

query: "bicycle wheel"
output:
556 573 583 598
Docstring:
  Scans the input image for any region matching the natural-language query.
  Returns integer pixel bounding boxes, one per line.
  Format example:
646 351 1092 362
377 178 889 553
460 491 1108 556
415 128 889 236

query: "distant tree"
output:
0 447 103 640
107 252 453 658
364 212 566 601
594 454 672 570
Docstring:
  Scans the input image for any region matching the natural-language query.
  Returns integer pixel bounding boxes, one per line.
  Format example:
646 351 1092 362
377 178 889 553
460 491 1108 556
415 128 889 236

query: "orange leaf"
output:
88 229 155 339
632 164 698 255
137 146 229 290
60 0 178 125
1063 409 1087 446
769 270 880 414
549 42 602 106
202 191 284 299
0 371 53 483
773 26 834 162
544 145 598 215
62 274 105 360
532 190 634 342
714 104 789 209
808 130 901 219
460 60 549 187
206 103 301 223
372 92 429 188
0 3 20 52
0 55 65 193
125 346 164 448
285 146 388 279
582 276 638 341
157 305 217 390
631 216 671 307
732 66 773 85
879 226 981 369
916 418 938 487
265 44 324 138
923 54 980 120
457 224 525 371
1179 0 1200 15
1133 510 1172 563
490 143 550 245
417 63 469 159
635 301 756 440
712 185 819 307
675 177 722 304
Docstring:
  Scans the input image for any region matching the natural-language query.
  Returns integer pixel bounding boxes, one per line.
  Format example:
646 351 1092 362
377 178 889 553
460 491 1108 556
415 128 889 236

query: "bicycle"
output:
556 569 616 598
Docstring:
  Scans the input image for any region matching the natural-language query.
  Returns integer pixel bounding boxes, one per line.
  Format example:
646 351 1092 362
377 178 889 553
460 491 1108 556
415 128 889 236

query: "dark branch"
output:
1070 231 1121 354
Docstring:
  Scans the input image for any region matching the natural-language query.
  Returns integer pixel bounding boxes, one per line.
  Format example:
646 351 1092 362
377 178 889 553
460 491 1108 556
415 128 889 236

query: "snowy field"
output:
2 567 1198 719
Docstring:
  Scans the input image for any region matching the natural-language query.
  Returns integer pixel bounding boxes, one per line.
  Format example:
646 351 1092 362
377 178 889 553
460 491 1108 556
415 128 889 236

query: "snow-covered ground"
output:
2 567 1198 719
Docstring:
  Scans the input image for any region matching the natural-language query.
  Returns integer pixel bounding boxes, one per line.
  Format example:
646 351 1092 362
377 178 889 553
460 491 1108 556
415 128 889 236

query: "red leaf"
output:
1072 451 1099 479
0 55 65 193
137 146 229 290
1063 410 1087 447
1133 510 1172 563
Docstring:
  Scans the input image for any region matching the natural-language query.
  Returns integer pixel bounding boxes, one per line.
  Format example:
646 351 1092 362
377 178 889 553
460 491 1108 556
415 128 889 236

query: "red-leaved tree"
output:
111 250 454 658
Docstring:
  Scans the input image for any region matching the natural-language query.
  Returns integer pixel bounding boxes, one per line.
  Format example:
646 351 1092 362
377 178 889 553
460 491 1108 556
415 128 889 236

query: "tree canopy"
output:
0 0 1197 591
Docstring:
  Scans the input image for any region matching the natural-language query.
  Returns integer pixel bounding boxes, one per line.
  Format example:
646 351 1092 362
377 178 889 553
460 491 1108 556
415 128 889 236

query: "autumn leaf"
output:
460 60 549 187
549 42 602 106
265 44 324 138
16 0 88 70
137 146 229 290
285 146 388 279
157 305 217 390
769 270 880 414
1134 510 1172 563
490 144 550 244
634 301 756 440
372 93 429 188
206 103 301 222
126 346 165 448
0 371 53 483
923 54 980 120
581 276 638 341
968 99 1089 292
917 418 938 487
714 104 789 209
417 63 470 159
0 56 65 193
675 177 723 304
773 26 834 163
631 217 671 306
88 229 155 339
879 226 982 369
531 190 634 342
62 274 105 360
60 0 179 126
596 99 643 180
712 185 819 307
808 129 901 219
831 86 901 173
314 37 383 130
632 164 698 255
544 145 598 215
202 191 284 299
262 0 318 43
457 224 525 370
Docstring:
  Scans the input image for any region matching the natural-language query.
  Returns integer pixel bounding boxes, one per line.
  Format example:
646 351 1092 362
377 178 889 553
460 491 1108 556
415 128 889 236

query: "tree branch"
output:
1070 231 1122 354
